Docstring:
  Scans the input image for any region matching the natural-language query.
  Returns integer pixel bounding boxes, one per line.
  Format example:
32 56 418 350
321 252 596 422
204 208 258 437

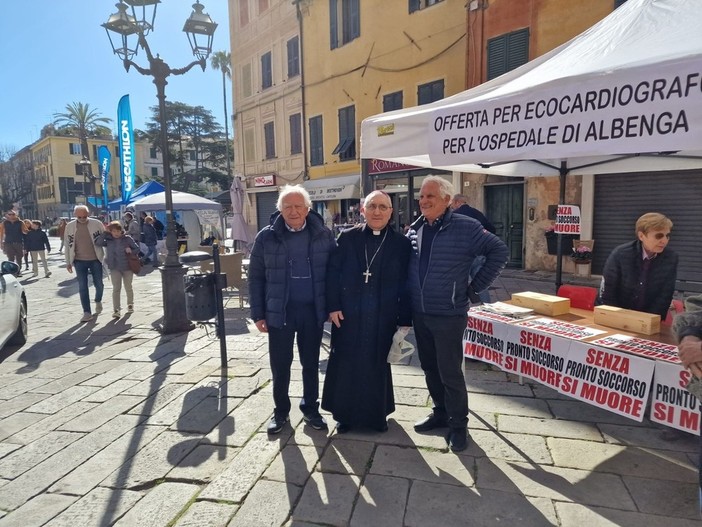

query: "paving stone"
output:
623 475 700 519
548 437 697 482
498 414 604 441
81 361 152 387
174 501 238 527
199 433 282 502
0 431 83 478
470 429 553 464
229 479 301 527
350 474 409 527
6 402 96 445
220 371 268 398
43 486 143 527
29 371 99 395
405 479 552 527
103 430 201 489
145 385 220 427
318 438 374 476
0 377 50 401
58 395 144 432
163 355 210 375
24 385 98 414
167 444 241 483
126 382 191 416
0 443 22 460
263 444 321 486
81 379 141 403
173 391 233 434
555 501 702 527
204 391 272 447
113 482 201 527
370 444 475 486
476 457 635 510
292 472 360 526
468 378 536 397
599 422 699 452
0 412 47 441
469 392 552 418
173 363 221 384
393 386 431 406
0 492 78 527
50 425 166 495
122 375 183 398
0 393 47 419
390 373 429 389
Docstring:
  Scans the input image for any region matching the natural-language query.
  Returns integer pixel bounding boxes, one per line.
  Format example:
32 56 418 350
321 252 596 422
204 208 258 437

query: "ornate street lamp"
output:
103 1 217 334
78 156 93 212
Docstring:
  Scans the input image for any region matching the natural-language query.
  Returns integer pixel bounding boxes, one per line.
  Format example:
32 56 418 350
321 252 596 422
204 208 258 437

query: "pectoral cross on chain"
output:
363 269 372 283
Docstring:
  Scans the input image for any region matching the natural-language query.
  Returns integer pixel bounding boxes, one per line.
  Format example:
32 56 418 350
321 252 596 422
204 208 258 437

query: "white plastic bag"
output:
387 326 414 363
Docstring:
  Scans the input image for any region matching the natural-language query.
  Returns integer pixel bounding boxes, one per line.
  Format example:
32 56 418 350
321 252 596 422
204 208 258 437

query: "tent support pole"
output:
555 161 568 293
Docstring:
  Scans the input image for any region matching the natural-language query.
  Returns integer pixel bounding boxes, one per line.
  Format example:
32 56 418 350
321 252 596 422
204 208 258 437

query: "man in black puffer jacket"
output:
408 176 508 453
249 185 336 435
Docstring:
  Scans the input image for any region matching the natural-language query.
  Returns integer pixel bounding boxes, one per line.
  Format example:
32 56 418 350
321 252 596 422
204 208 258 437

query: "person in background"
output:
25 220 51 278
64 205 106 323
249 184 336 435
22 219 33 270
597 212 678 319
0 210 28 275
142 216 158 266
322 190 412 434
96 221 139 319
57 218 68 253
450 194 497 304
407 176 509 452
123 212 141 243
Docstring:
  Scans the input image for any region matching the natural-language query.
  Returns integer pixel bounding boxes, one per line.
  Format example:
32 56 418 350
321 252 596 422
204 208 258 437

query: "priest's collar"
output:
364 224 389 236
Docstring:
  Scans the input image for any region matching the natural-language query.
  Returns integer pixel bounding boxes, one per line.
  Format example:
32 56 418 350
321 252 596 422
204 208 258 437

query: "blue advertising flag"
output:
98 145 111 213
117 95 135 204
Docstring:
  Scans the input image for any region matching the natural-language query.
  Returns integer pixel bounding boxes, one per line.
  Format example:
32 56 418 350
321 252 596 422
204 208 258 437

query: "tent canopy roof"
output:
132 191 223 212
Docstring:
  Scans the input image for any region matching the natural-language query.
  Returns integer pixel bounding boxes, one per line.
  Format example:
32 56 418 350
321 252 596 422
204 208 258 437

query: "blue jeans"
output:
146 244 157 264
74 260 104 314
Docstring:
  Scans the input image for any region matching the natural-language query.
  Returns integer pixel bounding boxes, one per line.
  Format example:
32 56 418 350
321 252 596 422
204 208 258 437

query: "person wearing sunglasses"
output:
64 205 106 323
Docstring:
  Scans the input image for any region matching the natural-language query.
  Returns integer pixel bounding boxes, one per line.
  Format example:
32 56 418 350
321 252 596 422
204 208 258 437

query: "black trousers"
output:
267 302 323 418
413 312 469 429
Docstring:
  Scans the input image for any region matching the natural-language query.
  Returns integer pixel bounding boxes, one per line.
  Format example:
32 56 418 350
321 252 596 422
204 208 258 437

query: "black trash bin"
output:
183 273 216 321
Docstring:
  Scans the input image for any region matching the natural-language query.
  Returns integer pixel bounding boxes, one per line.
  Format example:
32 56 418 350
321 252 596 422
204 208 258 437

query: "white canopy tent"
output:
361 0 702 286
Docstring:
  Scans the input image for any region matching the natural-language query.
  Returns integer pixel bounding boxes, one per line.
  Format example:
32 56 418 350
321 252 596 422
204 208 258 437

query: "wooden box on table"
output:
593 305 660 335
511 292 571 316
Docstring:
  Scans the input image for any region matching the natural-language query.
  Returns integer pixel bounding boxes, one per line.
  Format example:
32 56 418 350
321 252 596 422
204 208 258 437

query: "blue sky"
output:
0 1 231 150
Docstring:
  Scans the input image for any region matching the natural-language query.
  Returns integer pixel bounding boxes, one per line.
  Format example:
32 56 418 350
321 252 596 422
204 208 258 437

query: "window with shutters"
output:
151 167 159 178
383 91 403 112
614 0 628 7
309 116 324 166
264 122 276 159
329 0 360 49
290 113 302 155
261 52 272 90
409 0 443 13
287 36 300 78
332 105 355 161
242 63 252 98
239 0 249 27
149 147 157 159
244 128 255 162
487 28 529 80
417 80 444 105
69 143 82 155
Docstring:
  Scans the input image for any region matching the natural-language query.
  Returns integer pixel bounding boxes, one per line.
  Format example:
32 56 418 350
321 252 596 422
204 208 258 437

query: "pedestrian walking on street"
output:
407 176 508 452
64 205 106 323
96 221 139 319
57 218 67 253
22 219 32 270
322 190 412 434
123 211 141 243
0 210 28 275
249 184 336 435
142 216 158 265
24 220 52 277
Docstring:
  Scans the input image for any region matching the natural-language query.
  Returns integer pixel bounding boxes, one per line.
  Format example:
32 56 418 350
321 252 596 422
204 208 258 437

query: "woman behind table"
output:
675 294 702 517
597 212 678 319
96 221 139 319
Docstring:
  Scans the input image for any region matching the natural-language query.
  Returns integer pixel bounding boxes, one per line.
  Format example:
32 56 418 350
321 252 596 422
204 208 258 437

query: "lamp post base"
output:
159 264 195 334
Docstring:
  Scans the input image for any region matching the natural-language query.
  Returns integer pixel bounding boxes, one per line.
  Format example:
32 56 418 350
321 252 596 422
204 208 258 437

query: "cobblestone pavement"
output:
0 242 699 526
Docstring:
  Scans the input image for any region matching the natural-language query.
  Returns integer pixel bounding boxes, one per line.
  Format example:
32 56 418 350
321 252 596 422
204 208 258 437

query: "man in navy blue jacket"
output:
407 176 508 452
249 185 336 435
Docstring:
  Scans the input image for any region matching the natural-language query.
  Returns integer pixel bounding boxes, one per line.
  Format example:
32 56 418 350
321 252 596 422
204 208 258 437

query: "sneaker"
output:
80 312 93 323
95 302 103 314
303 412 328 431
45 271 52 278
267 414 288 435
126 305 134 313
112 310 121 319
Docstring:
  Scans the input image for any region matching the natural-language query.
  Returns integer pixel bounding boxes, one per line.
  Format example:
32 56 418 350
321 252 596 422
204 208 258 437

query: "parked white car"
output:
0 261 27 350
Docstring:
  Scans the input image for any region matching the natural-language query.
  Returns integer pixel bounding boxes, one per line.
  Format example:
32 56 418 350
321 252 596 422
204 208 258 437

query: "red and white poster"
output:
649 361 701 435
564 342 655 421
516 317 606 340
463 314 511 368
591 334 680 364
555 204 581 235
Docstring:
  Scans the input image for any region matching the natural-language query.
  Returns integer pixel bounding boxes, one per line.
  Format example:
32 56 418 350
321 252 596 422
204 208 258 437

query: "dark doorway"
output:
485 183 524 268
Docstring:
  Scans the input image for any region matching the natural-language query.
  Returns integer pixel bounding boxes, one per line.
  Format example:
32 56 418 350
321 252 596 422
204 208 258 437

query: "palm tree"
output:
54 102 112 211
211 51 232 178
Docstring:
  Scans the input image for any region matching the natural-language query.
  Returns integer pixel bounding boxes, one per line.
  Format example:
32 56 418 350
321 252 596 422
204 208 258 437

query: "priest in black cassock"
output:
322 190 412 433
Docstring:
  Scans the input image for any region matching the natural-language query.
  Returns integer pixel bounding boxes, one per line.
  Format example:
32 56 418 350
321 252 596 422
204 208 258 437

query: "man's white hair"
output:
73 205 90 215
422 175 454 199
277 184 312 210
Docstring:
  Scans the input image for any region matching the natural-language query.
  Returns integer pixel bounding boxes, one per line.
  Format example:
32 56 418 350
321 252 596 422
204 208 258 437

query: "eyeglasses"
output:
6 212 16 216
365 204 390 212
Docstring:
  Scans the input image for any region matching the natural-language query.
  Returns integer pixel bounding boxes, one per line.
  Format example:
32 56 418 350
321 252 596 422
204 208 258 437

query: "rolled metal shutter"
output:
593 170 702 282
255 191 279 232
